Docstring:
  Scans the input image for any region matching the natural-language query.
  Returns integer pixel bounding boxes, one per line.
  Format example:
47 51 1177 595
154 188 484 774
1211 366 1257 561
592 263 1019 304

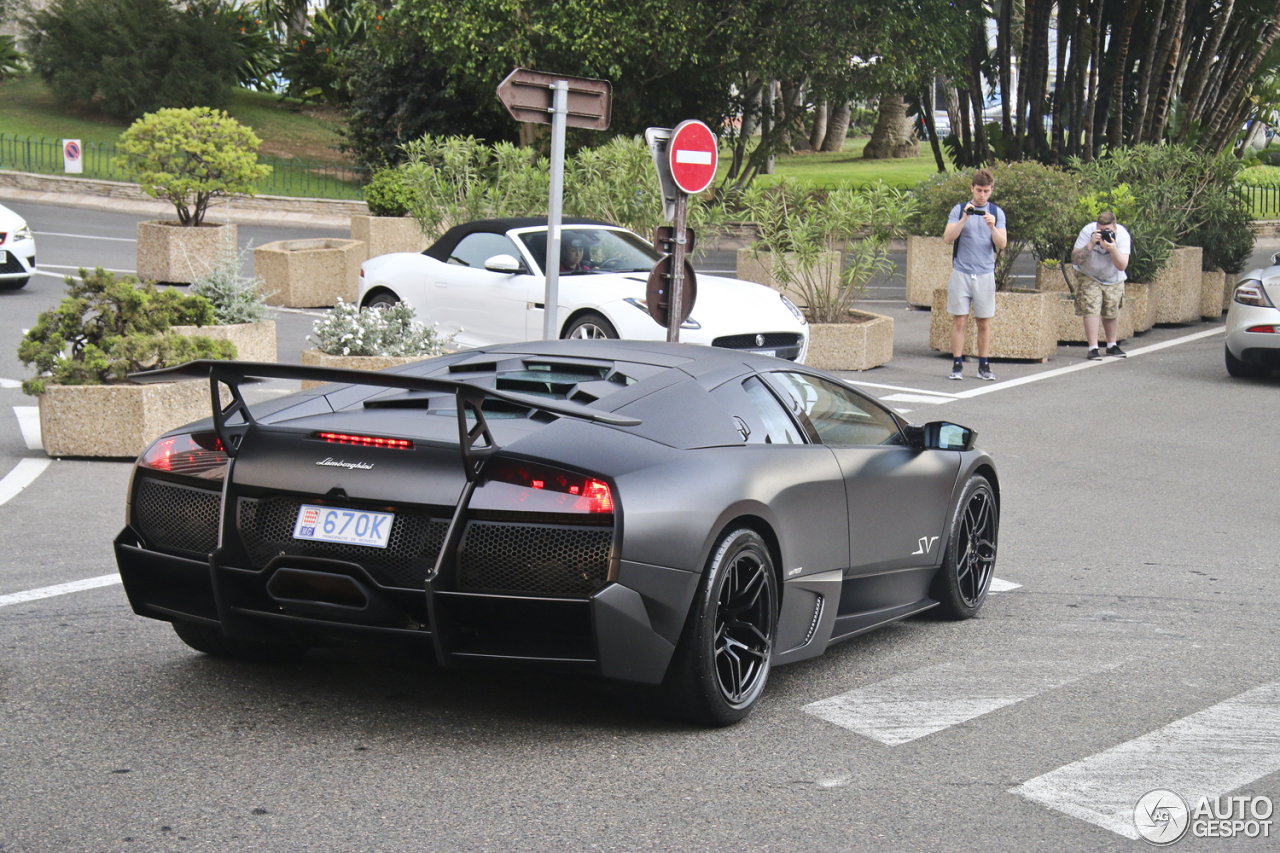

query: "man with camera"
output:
1071 211 1131 360
943 169 1007 380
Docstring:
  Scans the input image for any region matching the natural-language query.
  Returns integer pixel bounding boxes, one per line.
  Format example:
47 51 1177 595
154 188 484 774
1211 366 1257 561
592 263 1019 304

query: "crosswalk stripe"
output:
804 658 1122 745
1011 680 1280 839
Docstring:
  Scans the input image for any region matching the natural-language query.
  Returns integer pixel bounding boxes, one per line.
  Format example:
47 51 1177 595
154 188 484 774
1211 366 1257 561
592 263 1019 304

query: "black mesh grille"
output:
0 254 26 274
712 332 803 349
457 520 613 597
236 496 449 589
134 477 222 555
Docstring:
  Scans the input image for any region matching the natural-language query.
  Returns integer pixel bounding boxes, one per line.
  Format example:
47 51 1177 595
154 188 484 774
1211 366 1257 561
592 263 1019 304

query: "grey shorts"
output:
947 270 997 319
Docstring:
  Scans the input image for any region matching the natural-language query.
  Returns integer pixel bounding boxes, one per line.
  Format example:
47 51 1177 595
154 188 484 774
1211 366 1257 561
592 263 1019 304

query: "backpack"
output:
952 201 1002 261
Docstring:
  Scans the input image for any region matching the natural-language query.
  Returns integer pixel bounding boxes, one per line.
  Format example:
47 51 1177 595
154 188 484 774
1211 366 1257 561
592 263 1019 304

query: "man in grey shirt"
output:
942 169 1007 380
1071 210 1131 359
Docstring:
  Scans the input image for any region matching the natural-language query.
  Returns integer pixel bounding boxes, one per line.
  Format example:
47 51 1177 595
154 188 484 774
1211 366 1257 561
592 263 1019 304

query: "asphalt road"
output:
1 198 1278 852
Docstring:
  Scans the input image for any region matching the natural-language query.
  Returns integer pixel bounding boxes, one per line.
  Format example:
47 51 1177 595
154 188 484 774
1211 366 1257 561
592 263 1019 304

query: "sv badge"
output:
912 535 939 556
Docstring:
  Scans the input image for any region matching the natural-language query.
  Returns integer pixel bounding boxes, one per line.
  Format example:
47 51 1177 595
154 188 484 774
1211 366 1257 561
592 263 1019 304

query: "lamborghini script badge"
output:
316 458 375 470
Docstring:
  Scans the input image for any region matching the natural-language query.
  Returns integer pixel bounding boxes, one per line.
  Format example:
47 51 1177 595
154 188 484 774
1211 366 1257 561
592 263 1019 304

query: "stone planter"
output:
1201 269 1227 318
170 320 277 363
1151 246 1203 324
929 288 1058 361
135 221 236 284
735 248 838 306
350 215 429 261
38 381 215 458
905 236 951 307
1126 281 1158 333
1224 273 1239 310
299 349 429 390
254 238 365 308
1036 263 1073 293
804 310 894 371
1052 292 1135 343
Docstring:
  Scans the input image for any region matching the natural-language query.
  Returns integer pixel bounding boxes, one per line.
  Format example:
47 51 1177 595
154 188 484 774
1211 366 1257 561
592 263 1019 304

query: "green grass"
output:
723 137 953 189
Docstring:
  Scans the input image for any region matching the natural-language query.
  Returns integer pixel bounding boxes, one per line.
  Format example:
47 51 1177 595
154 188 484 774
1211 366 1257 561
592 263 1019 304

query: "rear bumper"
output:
115 527 694 685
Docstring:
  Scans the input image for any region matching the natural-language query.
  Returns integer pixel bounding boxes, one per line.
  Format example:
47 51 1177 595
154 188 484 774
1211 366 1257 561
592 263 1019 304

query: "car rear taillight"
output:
1234 281 1276 308
1245 324 1280 333
316 431 414 450
139 433 228 480
480 460 614 514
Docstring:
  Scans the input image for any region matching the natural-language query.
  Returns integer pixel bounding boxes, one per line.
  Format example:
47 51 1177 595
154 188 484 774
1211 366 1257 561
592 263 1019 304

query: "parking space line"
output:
804 657 1123 745
39 264 136 274
13 406 42 450
34 231 136 242
990 578 1021 592
0 378 19 389
0 573 121 608
0 458 52 506
1011 681 1280 839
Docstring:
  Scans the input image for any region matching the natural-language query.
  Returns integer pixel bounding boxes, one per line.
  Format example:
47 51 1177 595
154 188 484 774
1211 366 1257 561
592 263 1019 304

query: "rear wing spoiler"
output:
129 360 641 480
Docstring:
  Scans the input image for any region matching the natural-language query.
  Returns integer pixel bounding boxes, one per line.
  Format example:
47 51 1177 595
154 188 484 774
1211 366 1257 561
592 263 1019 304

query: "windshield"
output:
518 228 660 275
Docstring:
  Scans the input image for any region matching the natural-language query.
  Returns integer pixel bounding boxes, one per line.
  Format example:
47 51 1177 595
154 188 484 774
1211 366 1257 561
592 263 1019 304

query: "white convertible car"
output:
357 218 809 362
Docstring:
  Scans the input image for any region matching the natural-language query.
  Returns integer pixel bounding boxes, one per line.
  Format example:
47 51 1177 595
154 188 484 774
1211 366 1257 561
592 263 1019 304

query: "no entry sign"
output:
667 120 718 194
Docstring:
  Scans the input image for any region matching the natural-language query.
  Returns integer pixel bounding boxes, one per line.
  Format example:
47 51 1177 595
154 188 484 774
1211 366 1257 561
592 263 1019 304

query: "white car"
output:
1225 259 1280 378
0 202 37 289
357 218 809 361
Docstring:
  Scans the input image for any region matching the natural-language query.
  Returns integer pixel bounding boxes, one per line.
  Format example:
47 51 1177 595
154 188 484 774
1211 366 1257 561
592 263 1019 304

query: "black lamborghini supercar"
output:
115 341 999 725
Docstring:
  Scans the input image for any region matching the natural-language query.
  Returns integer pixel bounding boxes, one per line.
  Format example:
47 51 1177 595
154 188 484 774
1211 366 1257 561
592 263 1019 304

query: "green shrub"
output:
363 168 414 217
21 0 240 122
18 268 235 395
1237 165 1280 188
119 107 271 226
307 299 452 357
188 237 273 325
0 34 25 80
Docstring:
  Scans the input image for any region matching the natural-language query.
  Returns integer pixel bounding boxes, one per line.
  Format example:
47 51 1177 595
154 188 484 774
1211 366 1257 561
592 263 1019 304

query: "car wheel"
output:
663 528 778 726
563 312 618 340
1225 345 1267 378
171 620 308 663
932 475 998 620
0 277 28 290
365 291 400 311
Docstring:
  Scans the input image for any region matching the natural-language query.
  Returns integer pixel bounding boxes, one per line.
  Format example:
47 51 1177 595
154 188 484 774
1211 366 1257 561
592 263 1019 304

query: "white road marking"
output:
1012 681 1280 839
846 379 960 398
39 264 136 274
804 658 1122 745
13 406 42 450
34 231 136 242
0 458 51 506
0 378 19 389
881 393 954 404
989 577 1022 592
0 573 122 608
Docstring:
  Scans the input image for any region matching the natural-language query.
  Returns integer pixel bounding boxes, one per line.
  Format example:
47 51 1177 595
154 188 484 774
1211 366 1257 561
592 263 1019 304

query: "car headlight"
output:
1233 280 1276 308
623 297 701 329
12 225 33 242
780 293 808 325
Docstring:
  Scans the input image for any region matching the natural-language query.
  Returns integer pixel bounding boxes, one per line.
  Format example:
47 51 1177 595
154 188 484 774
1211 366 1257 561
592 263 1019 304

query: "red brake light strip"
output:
316 432 415 450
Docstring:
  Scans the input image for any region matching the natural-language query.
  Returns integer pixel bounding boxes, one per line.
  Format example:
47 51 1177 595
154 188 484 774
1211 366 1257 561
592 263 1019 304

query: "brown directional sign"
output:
645 255 697 328
497 68 612 130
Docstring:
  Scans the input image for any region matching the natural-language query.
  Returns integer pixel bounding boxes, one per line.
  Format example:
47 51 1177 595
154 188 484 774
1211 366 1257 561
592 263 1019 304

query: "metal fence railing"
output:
1236 183 1280 218
0 134 370 200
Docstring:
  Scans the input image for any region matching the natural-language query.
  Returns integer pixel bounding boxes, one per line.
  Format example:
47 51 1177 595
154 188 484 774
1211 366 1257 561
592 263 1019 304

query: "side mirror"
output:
484 254 525 274
905 421 977 451
1271 251 1280 267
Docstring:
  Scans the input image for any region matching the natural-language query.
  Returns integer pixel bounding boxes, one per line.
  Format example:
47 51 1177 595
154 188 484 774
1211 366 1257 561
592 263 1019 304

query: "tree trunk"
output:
1051 0 1074 159
1178 0 1234 141
863 93 920 159
920 87 948 172
1132 0 1168 143
780 77 812 151
822 101 852 152
810 100 829 151
1143 0 1187 142
1106 0 1146 149
998 0 1014 137
1080 0 1106 161
1207 12 1280 152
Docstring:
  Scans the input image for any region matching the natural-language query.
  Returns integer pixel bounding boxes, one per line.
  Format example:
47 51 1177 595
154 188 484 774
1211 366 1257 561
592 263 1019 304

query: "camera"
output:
964 205 984 216
1099 228 1115 243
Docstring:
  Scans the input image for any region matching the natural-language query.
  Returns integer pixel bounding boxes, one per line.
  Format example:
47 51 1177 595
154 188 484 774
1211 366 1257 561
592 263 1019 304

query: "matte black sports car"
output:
116 341 999 725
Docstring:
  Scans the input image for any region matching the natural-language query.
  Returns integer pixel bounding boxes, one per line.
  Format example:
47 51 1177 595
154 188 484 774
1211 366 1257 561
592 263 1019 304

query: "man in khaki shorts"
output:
1071 211 1131 360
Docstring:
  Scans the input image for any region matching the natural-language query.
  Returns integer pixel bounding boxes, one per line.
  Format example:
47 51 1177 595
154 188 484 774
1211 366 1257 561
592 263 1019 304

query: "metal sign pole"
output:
666 193 688 342
542 81 568 341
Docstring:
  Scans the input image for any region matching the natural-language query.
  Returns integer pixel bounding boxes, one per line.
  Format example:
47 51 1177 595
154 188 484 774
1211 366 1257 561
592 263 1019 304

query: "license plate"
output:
293 504 394 549
758 349 776 357
0 251 6 263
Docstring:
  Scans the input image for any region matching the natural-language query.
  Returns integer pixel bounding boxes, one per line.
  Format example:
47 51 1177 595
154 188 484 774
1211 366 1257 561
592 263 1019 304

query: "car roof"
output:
424 217 614 262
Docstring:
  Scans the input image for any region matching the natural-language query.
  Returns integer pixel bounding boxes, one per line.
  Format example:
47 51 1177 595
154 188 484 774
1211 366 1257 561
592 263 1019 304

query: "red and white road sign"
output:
667 120 717 194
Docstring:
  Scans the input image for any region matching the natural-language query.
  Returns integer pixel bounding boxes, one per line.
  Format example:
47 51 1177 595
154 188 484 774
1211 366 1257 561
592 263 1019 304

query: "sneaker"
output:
949 367 963 380
1106 344 1127 358
977 367 996 381
1086 347 1103 360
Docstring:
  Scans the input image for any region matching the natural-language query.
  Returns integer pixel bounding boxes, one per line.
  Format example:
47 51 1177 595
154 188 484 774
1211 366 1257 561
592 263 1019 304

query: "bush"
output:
18 268 235 395
119 107 271 227
0 34 25 80
1237 165 1280 188
188 238 272 325
363 168 414 217
21 0 240 122
308 299 452 357
912 162 1084 289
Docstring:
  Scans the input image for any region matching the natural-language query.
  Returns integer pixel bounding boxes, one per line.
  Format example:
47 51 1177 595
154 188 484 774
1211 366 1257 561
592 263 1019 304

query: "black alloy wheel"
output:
933 475 998 620
365 291 400 311
664 528 778 726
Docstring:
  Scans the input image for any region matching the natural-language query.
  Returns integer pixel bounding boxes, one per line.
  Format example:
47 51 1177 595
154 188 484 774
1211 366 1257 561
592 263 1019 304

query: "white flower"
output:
342 346 349 355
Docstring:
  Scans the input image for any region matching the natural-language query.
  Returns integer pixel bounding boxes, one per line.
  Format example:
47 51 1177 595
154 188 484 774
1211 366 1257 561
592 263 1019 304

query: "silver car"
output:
1225 256 1280 378
0 202 37 289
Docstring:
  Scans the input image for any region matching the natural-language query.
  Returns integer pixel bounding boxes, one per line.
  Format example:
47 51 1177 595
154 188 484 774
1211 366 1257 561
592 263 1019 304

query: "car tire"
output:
0 277 28 290
1225 345 1267 378
563 312 618 340
364 290 400 310
662 528 778 726
931 474 998 620
171 620 308 664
